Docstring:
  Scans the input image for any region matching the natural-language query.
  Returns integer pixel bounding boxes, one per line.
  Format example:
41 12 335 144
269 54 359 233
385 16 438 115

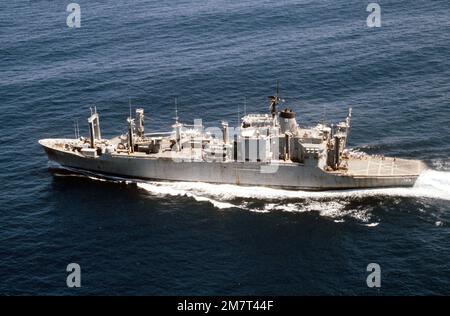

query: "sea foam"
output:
55 165 450 223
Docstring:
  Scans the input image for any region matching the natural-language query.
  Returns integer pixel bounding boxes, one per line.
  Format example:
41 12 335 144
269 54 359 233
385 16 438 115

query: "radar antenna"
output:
268 80 284 117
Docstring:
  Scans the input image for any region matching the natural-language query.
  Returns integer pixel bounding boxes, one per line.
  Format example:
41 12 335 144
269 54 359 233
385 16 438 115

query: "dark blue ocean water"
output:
1 0 450 295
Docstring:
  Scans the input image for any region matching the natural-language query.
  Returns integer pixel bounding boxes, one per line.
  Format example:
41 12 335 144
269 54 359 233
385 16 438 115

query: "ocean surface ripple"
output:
0 0 449 295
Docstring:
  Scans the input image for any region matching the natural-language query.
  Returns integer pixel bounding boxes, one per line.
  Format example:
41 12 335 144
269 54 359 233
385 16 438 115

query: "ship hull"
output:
41 140 423 190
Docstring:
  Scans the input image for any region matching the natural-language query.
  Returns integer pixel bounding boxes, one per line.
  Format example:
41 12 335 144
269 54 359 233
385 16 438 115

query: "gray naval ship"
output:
39 90 426 190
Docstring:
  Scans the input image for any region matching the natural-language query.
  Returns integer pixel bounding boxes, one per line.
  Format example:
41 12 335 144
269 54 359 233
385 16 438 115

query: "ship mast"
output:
268 80 282 126
173 97 182 151
127 99 134 153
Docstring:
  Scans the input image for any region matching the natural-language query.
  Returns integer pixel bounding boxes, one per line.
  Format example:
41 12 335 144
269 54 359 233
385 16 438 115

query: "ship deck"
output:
343 156 425 177
39 138 426 178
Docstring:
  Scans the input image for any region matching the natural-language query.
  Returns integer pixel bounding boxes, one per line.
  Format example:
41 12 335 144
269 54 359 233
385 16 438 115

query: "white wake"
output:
54 165 450 223
133 170 450 225
136 169 450 205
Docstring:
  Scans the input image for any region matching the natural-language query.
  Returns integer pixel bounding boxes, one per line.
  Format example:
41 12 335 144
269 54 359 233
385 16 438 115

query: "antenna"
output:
128 98 132 119
276 80 279 99
74 118 80 139
174 97 179 123
268 80 281 118
244 97 247 116
238 100 240 127
321 104 326 125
